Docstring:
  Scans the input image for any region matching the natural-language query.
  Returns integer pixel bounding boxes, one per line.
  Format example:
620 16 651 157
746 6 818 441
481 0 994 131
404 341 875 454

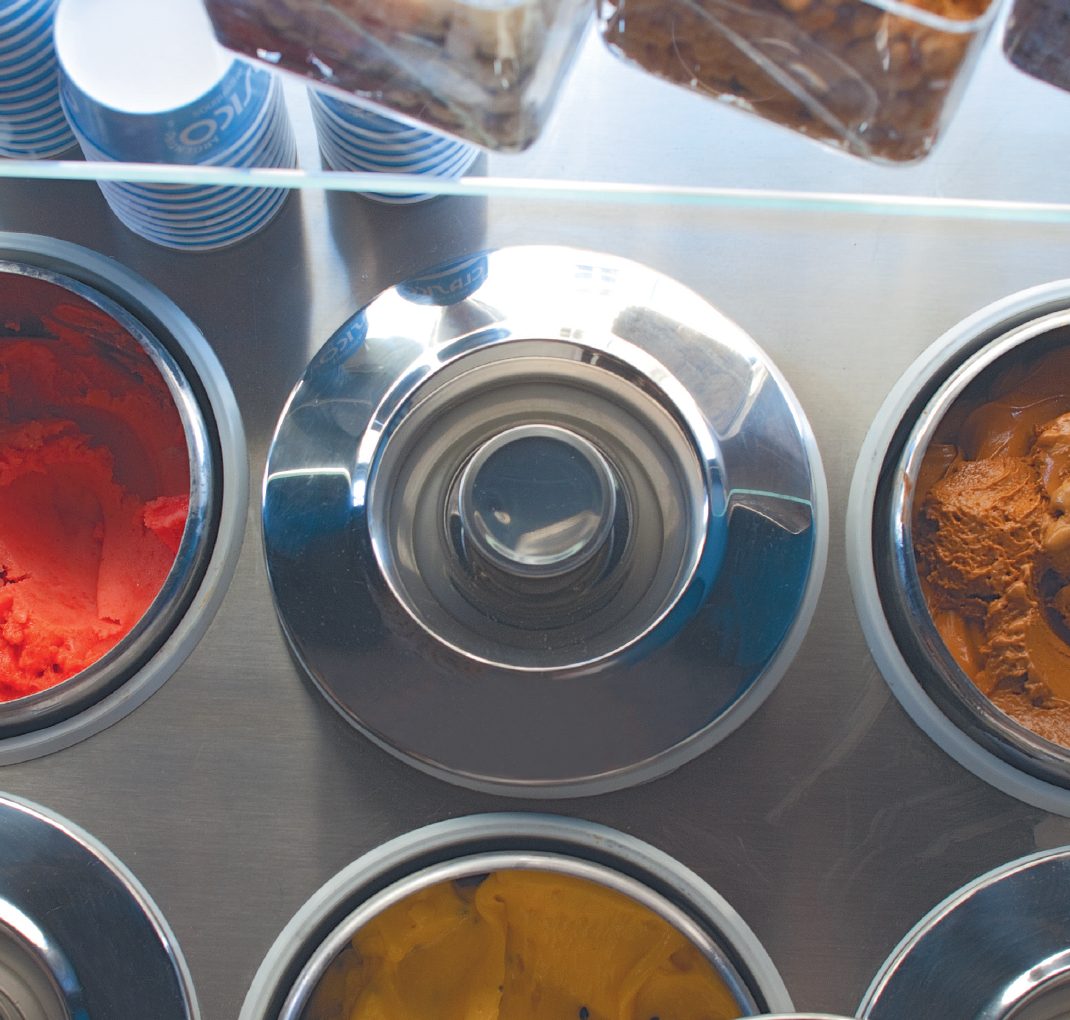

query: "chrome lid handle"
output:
458 424 617 578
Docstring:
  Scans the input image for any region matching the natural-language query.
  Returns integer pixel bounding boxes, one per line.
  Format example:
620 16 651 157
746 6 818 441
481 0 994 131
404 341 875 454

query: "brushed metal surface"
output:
0 22 1066 1019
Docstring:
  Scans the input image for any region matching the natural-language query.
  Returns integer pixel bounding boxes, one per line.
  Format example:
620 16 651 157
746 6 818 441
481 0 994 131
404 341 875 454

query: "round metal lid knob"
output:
458 424 617 577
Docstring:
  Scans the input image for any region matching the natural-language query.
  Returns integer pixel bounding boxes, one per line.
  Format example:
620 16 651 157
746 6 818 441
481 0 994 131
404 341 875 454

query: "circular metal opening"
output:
1002 970 1070 1020
877 312 1070 790
0 914 77 1020
367 339 709 672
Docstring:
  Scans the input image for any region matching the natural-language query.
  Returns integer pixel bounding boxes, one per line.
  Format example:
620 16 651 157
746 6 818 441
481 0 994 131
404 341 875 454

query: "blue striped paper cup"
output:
0 0 75 158
309 86 479 203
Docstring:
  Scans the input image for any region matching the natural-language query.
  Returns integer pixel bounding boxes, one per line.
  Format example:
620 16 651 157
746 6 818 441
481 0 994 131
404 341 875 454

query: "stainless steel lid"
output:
0 792 198 1019
0 233 247 765
264 246 827 796
0 897 85 1020
860 847 1070 1020
848 279 1070 814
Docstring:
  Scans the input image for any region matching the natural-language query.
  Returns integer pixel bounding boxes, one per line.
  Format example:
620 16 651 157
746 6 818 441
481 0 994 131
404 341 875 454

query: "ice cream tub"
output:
848 278 1070 815
0 790 198 1018
0 233 247 764
263 245 827 796
238 813 794 1020
202 0 596 152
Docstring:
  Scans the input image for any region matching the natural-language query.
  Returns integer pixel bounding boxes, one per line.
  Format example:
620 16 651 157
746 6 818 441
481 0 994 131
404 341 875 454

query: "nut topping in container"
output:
602 0 1000 162
203 0 594 151
1004 0 1070 96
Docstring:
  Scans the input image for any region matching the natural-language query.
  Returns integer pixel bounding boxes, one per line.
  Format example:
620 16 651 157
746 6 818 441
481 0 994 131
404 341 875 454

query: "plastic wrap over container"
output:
203 0 595 151
601 0 1000 162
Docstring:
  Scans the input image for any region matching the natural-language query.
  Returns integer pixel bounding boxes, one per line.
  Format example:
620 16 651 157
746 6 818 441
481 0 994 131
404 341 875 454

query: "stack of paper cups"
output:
308 88 478 204
54 0 296 250
0 0 75 158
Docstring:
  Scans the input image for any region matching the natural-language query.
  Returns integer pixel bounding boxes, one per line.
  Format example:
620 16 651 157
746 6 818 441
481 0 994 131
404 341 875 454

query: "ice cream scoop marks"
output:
848 289 1070 814
913 344 1070 747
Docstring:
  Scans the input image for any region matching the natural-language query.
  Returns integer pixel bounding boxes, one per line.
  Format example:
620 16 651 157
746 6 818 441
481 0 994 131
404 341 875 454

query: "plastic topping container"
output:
601 0 1002 162
1003 0 1070 94
202 0 595 151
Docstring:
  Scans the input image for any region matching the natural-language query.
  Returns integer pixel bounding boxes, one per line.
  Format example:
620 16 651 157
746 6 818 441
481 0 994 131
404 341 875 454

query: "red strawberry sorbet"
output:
0 301 190 701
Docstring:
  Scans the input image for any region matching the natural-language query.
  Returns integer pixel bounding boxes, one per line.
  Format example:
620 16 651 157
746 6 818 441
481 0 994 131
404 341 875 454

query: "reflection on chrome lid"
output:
456 424 618 578
860 847 1070 1020
0 791 197 1019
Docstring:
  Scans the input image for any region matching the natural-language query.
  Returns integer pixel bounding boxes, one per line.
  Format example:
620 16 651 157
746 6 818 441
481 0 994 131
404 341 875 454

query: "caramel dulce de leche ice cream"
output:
915 345 1070 748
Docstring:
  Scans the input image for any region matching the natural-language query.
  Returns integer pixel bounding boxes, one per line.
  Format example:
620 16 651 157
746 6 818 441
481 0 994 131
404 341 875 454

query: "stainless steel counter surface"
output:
1 17 1069 1019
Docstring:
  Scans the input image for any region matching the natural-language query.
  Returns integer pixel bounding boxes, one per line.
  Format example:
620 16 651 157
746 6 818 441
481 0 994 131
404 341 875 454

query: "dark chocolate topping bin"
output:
1 5 1070 1020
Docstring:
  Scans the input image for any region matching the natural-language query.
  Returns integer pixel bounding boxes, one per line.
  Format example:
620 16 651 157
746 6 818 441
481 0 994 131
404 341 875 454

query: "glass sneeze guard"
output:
4 4 1070 223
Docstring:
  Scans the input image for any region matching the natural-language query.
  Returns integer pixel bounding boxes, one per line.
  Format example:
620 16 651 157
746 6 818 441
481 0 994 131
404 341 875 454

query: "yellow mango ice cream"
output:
303 870 743 1020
